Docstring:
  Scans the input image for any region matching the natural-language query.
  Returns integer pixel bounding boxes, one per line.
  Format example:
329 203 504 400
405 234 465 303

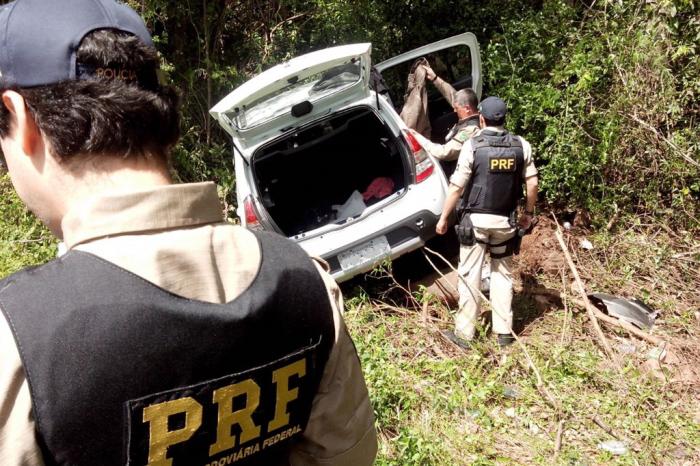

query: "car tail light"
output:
404 130 434 183
243 195 263 230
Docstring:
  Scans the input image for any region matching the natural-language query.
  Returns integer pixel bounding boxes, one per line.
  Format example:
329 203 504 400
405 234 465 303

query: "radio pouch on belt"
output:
491 217 539 259
455 212 475 246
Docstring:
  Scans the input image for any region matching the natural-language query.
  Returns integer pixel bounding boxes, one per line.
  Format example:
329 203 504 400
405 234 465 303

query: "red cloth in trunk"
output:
362 177 395 201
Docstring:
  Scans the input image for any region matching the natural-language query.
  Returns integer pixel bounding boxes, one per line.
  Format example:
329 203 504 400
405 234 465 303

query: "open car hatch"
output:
210 43 372 154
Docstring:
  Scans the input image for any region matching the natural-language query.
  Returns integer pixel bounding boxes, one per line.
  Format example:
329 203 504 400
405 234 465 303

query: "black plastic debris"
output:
588 293 658 330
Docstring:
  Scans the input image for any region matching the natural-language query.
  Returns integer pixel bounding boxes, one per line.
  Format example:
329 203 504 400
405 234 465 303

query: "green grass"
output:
0 174 57 276
2 174 698 464
343 221 700 465
344 298 699 464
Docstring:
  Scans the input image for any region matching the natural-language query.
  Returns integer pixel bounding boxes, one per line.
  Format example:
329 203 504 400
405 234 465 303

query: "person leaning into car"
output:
410 64 481 162
0 1 376 465
435 97 538 348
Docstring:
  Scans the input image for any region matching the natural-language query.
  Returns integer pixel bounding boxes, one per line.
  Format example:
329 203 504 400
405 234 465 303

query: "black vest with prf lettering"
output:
462 129 525 216
0 231 335 466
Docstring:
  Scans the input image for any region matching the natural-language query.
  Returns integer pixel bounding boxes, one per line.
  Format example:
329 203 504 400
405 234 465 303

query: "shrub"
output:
484 0 699 229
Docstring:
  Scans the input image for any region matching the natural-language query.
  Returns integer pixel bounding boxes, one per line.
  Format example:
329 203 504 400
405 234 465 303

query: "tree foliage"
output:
129 0 698 228
0 2 641 230
484 0 699 227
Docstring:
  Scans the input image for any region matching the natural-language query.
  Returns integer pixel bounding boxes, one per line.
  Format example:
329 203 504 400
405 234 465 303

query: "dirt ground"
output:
516 217 567 276
412 217 566 305
408 215 700 390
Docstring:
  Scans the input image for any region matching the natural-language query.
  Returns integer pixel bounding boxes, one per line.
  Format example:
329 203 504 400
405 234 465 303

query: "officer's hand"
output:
421 65 436 81
409 128 423 141
436 217 448 235
518 214 534 231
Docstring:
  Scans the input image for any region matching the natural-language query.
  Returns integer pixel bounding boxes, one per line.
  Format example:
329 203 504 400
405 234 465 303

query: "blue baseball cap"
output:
478 96 507 121
0 0 153 88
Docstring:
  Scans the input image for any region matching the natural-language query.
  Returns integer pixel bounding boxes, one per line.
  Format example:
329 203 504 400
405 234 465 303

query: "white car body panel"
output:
210 43 372 153
213 33 479 282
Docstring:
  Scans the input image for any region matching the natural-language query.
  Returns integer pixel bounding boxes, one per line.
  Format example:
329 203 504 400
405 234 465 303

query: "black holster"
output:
455 212 475 246
512 232 523 255
508 217 539 257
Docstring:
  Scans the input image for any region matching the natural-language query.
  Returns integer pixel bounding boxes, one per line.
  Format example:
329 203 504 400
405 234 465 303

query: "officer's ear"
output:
479 114 486 128
1 90 42 156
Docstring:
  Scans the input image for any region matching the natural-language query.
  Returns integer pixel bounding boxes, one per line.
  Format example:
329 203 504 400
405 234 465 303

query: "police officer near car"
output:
0 1 376 465
410 64 481 163
435 96 538 348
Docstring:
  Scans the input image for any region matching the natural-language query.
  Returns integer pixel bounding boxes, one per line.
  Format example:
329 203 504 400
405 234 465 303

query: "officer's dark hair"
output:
453 88 478 110
0 29 180 163
483 116 506 127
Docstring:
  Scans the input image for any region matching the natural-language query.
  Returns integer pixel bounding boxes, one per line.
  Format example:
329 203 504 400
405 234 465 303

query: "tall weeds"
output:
484 0 699 229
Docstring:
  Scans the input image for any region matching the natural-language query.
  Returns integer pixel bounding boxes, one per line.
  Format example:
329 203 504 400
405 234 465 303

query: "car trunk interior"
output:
252 107 409 237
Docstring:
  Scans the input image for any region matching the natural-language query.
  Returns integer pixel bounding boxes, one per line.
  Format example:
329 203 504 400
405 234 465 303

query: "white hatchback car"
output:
210 33 482 282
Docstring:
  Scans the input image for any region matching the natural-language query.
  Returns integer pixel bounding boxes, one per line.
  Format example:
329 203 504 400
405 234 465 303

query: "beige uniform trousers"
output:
456 226 516 339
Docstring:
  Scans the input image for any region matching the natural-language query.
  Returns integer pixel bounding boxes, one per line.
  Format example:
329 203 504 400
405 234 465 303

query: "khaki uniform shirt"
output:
0 182 377 466
413 118 479 162
432 76 458 107
450 127 538 229
413 76 479 161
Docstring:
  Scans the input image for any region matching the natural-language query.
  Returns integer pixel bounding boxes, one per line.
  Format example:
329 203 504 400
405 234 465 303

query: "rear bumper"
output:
320 209 439 282
290 157 447 282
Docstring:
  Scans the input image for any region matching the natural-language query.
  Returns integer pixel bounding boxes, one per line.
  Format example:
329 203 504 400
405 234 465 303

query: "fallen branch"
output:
554 420 565 457
421 300 429 324
672 246 700 258
552 215 622 370
422 246 635 448
372 301 454 357
626 113 700 169
521 286 668 347
605 204 620 231
381 264 422 310
584 302 666 346
1 237 51 244
590 415 623 441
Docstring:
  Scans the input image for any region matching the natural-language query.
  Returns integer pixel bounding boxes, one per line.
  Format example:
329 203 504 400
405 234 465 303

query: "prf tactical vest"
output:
462 129 525 216
0 231 335 466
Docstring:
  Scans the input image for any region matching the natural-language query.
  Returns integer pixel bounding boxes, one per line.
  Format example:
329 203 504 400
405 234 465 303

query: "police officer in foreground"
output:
435 97 538 348
0 1 376 465
410 64 481 163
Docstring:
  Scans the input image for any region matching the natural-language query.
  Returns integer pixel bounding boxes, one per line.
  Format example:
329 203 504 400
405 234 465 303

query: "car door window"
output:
380 45 472 143
375 32 481 145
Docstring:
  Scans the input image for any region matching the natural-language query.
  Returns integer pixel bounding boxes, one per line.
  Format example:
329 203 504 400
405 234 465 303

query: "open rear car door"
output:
375 32 482 145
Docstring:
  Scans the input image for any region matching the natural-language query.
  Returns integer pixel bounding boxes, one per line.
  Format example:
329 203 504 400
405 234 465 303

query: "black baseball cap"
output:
478 96 507 122
0 0 153 88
